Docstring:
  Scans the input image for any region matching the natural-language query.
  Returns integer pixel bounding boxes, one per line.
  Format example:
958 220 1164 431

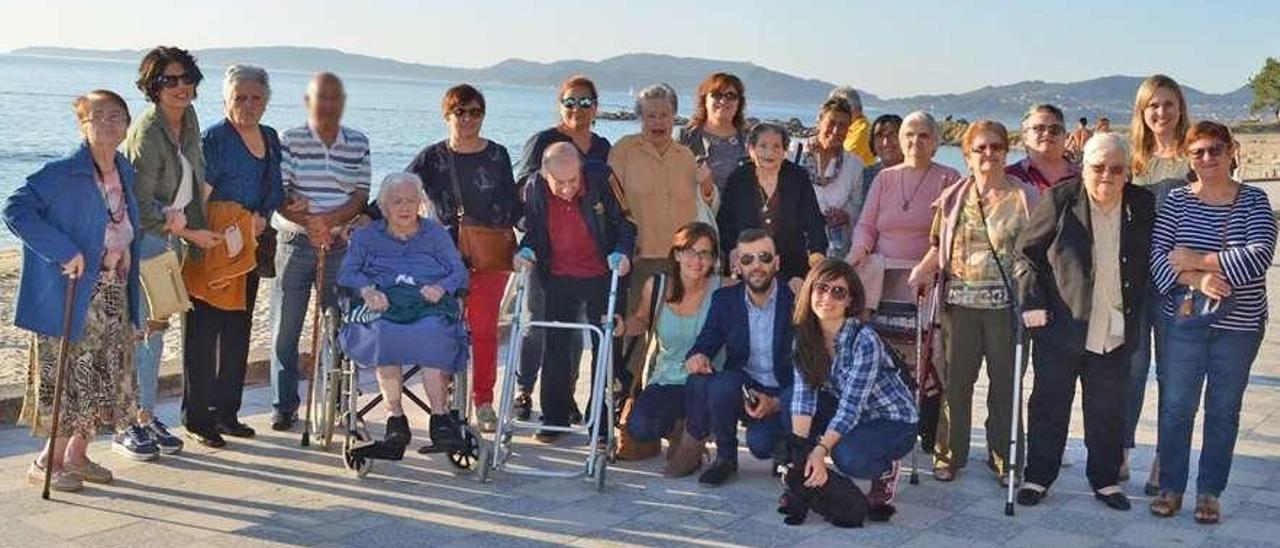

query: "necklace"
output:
756 174 778 226
900 164 933 211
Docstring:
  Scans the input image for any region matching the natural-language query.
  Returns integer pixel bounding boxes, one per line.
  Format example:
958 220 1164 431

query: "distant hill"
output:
11 46 1255 122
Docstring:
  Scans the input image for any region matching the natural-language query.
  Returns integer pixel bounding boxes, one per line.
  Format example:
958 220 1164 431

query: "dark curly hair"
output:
135 46 203 103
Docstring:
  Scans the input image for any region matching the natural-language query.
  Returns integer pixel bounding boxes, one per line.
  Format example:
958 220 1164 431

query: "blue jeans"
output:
807 391 916 479
626 384 685 441
134 232 175 414
684 368 789 462
1125 287 1166 448
269 231 343 416
1158 320 1264 496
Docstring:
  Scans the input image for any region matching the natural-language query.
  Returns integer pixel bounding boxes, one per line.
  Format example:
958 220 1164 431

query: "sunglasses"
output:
1088 163 1127 177
677 249 715 262
450 107 485 119
561 96 597 110
1188 144 1227 160
813 281 849 301
154 73 197 89
971 143 1007 154
710 91 740 102
1028 124 1065 136
737 251 775 267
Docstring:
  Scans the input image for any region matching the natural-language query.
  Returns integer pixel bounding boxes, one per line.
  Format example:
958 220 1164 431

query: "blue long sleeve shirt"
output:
338 218 469 296
791 319 918 436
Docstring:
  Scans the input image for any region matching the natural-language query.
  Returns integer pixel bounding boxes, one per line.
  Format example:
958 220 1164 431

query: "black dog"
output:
777 460 869 527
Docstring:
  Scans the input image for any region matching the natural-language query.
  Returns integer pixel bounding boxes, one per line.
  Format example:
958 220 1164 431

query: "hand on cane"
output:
61 253 84 279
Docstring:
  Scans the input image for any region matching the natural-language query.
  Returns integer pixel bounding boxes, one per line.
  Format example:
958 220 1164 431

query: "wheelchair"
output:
303 289 482 478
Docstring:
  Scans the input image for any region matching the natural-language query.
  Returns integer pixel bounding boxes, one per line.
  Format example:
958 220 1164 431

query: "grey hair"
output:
376 172 431 219
1082 132 1131 168
901 111 939 139
828 86 862 112
223 64 271 102
634 83 678 117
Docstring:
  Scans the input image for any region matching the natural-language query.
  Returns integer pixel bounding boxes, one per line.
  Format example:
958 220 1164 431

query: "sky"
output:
1 0 1276 98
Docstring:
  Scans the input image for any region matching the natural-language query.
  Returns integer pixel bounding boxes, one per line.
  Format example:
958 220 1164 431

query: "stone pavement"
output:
0 272 1278 547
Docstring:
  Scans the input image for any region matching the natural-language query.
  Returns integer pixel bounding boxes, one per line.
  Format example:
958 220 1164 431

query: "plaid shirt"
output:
791 319 918 436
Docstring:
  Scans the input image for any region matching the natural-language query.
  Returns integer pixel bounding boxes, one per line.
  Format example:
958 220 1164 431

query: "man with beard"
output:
667 229 796 486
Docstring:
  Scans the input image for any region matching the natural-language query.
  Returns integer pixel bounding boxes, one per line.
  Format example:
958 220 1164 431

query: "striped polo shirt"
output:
1150 184 1277 331
272 124 371 233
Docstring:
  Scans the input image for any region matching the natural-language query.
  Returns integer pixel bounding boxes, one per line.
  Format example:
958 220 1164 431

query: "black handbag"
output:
253 128 279 278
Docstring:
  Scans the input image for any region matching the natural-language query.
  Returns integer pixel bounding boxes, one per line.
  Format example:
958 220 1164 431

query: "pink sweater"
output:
851 162 962 262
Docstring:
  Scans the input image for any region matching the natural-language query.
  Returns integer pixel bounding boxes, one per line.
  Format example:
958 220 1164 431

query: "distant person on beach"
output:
268 72 371 432
405 84 520 433
679 72 749 192
1006 104 1081 191
1125 74 1191 496
789 96 864 258
511 76 611 425
1065 117 1093 160
5 89 142 492
118 45 215 460
830 86 875 166
182 64 284 448
1095 117 1113 134
861 114 905 215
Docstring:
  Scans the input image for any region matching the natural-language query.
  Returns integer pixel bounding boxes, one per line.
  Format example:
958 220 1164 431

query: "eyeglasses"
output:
710 91 740 103
1088 163 1127 177
1188 144 1227 160
450 107 485 119
971 143 1007 154
1028 124 1065 136
561 96 597 110
737 251 775 266
82 111 128 125
677 249 715 262
154 73 197 89
813 281 849 300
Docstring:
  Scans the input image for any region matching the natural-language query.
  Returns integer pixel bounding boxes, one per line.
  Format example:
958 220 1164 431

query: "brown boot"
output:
664 435 707 478
664 419 686 461
614 431 661 461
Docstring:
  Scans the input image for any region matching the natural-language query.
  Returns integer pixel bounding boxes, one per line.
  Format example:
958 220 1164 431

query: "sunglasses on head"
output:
155 73 197 89
1188 144 1227 160
561 96 597 110
1089 163 1127 177
813 281 849 300
450 107 485 119
737 251 775 267
710 90 740 102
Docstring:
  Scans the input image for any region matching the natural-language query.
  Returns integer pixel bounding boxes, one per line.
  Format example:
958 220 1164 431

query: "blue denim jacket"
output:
3 144 143 339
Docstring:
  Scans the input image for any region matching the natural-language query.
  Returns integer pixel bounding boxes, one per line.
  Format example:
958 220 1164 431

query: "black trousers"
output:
1024 342 1129 491
540 274 610 427
182 274 259 430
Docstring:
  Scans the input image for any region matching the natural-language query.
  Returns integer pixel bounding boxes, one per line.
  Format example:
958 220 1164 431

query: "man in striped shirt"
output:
269 72 371 430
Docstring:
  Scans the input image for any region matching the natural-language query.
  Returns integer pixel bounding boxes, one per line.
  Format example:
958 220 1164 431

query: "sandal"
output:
1149 492 1182 517
1194 494 1221 525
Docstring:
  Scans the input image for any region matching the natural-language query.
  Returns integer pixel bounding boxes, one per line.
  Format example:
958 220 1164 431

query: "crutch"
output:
301 245 329 447
41 274 79 500
909 291 926 485
1005 318 1027 517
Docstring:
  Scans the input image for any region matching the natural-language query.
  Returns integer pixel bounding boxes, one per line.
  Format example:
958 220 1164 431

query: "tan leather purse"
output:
139 249 192 321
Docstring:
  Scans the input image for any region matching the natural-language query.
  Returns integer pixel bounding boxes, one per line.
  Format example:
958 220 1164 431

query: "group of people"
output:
5 46 1275 528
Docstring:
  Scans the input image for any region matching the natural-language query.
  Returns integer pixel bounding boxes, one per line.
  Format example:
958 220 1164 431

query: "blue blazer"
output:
687 282 795 389
4 144 143 340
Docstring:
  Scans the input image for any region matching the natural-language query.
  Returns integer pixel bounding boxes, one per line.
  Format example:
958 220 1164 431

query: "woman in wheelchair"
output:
337 173 470 459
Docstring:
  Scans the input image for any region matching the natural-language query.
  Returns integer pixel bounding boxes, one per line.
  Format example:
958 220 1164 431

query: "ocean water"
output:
0 53 966 247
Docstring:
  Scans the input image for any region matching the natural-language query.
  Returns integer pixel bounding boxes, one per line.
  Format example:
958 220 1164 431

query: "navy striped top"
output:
1150 184 1277 331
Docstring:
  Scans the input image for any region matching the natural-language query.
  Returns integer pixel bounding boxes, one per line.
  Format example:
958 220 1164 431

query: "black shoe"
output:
569 401 583 425
271 413 297 432
1095 491 1132 511
216 420 256 438
514 392 533 421
534 430 565 444
428 414 464 451
698 459 738 487
384 415 411 447
187 427 227 448
1017 487 1046 506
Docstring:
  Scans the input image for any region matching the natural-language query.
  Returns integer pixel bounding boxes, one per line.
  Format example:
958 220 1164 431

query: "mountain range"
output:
11 46 1257 123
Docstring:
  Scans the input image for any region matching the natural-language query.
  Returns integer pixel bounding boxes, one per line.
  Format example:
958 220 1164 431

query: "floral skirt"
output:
19 277 137 438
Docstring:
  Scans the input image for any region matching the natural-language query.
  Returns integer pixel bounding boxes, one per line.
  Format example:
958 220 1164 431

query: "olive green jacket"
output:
123 104 209 237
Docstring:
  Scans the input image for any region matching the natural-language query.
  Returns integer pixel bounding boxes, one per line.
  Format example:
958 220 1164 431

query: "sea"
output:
0 53 967 248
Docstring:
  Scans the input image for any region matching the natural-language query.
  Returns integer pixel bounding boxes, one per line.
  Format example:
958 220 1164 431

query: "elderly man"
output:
831 86 874 165
1013 133 1155 511
516 142 636 442
269 72 372 431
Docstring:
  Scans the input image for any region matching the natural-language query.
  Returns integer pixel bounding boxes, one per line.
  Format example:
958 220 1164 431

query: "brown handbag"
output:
447 149 515 272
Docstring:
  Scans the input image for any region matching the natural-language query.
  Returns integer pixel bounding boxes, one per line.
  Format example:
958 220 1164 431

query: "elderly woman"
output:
1148 122 1276 524
849 112 961 311
340 173 471 458
861 114 905 212
1013 133 1155 511
405 84 519 433
1126 74 1191 493
909 120 1039 484
117 46 215 459
1006 104 1080 191
830 86 875 166
181 65 284 447
679 72 749 192
719 122 827 285
5 90 142 491
790 97 864 259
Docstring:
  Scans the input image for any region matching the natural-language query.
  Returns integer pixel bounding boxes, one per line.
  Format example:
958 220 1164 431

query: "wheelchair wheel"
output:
310 310 343 449
448 425 481 470
343 429 373 478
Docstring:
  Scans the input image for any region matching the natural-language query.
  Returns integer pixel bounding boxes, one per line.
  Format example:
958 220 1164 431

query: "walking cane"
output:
301 245 329 447
1005 318 1027 516
909 291 925 485
42 274 79 500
